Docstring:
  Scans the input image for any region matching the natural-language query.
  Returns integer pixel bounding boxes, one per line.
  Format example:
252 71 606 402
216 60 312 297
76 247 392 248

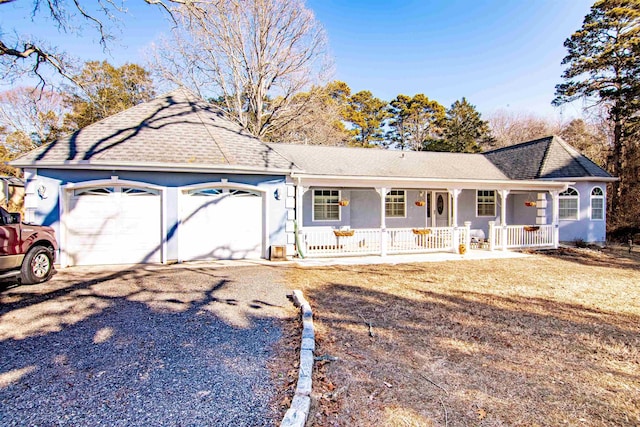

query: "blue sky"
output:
1 0 594 119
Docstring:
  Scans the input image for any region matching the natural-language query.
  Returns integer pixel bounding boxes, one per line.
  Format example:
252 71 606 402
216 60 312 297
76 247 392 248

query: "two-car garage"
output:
61 181 265 267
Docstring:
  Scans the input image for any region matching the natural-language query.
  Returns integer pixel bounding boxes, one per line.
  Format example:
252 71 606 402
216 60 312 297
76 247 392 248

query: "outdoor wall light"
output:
274 188 281 200
37 184 48 199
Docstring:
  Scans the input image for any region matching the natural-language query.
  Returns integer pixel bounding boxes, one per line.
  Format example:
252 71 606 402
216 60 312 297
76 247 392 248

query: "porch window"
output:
385 190 406 217
313 189 340 221
476 190 496 217
590 187 604 220
559 187 579 220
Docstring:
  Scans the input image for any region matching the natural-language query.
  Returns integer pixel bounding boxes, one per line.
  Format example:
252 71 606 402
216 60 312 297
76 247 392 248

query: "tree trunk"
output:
608 108 623 217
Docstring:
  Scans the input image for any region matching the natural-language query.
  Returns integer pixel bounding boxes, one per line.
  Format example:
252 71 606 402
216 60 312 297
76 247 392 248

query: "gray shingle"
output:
13 88 293 171
483 135 612 179
267 143 509 180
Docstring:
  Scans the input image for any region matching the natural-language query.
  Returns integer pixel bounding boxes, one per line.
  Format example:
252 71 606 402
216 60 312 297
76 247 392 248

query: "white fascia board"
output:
291 173 570 191
10 160 297 175
539 176 618 183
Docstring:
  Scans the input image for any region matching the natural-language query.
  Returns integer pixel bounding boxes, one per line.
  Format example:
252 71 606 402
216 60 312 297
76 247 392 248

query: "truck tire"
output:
20 246 54 285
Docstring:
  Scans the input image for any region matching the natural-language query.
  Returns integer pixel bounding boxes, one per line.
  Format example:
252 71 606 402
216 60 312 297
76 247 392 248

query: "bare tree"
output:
268 81 351 145
0 86 65 147
487 109 561 149
0 86 65 175
559 117 609 167
0 0 202 88
151 0 331 138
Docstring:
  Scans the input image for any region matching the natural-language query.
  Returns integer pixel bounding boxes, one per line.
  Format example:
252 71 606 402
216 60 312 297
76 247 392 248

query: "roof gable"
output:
13 88 293 172
483 135 612 180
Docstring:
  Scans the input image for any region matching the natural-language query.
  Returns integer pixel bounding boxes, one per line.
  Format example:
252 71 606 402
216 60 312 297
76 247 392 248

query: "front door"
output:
435 192 449 227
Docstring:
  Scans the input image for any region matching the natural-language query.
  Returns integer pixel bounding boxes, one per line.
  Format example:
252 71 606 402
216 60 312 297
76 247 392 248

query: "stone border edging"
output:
280 290 315 427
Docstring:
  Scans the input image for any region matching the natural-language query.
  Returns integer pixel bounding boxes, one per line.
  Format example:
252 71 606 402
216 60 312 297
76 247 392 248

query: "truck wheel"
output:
21 246 54 285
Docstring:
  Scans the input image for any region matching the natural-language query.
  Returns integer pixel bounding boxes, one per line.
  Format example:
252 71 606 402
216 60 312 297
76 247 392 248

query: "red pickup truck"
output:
0 207 57 284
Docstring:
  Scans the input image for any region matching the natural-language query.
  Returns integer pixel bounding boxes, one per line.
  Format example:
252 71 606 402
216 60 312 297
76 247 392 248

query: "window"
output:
313 189 340 221
385 190 406 217
122 187 159 195
188 188 223 196
73 187 115 196
590 187 604 220
476 190 496 217
187 188 258 197
559 187 579 220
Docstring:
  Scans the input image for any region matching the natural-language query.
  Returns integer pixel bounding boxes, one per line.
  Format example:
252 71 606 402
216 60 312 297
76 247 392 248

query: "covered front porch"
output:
293 178 569 258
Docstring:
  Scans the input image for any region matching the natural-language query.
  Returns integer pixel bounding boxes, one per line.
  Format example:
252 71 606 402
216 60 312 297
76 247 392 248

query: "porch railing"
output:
300 228 381 257
300 226 470 257
386 227 456 254
490 223 555 249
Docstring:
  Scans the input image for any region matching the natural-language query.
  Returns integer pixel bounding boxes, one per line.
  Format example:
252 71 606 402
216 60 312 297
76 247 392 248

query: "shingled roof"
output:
483 136 612 180
12 88 294 172
268 143 509 180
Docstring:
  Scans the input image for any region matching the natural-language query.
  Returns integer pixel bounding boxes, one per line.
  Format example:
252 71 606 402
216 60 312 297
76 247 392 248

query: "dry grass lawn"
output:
285 247 640 426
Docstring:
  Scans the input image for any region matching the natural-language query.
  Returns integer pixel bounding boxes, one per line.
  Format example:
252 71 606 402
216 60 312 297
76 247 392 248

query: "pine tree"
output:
426 98 493 153
553 0 640 218
343 91 389 147
63 61 155 131
386 94 446 150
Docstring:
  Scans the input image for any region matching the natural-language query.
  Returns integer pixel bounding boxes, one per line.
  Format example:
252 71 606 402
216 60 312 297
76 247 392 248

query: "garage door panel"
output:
180 189 262 261
65 186 161 266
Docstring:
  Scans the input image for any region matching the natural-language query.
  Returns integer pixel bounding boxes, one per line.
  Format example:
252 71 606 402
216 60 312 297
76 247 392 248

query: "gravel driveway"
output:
0 263 295 426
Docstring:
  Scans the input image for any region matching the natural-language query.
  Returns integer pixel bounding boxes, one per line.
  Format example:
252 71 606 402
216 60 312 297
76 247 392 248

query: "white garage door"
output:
65 186 162 266
180 187 263 260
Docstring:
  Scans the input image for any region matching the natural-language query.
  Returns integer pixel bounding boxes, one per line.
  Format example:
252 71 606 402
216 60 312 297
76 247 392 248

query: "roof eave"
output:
11 160 297 175
291 173 570 190
539 176 618 182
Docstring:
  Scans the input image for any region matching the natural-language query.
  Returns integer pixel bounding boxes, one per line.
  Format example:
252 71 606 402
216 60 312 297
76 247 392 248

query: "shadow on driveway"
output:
0 264 294 426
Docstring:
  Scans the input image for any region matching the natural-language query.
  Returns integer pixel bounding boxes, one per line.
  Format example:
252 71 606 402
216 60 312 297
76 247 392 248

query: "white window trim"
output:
312 189 341 222
476 190 496 217
590 186 605 221
385 189 407 218
559 187 580 221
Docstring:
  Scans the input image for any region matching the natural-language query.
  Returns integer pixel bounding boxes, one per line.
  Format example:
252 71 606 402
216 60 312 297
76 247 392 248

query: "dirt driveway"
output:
0 263 296 427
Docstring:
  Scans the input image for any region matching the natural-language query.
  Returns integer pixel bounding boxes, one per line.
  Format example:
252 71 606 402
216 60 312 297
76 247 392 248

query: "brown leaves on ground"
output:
285 248 640 426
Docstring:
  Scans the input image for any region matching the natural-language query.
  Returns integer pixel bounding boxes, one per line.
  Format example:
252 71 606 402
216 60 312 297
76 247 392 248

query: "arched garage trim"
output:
59 178 167 267
177 181 269 261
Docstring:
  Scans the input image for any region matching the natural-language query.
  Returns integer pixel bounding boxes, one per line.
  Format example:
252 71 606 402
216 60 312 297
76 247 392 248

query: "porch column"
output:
430 190 437 227
448 189 461 227
423 190 429 228
550 190 560 249
295 184 305 225
295 184 306 256
448 189 462 253
464 221 471 252
488 221 496 251
376 187 388 256
499 189 510 251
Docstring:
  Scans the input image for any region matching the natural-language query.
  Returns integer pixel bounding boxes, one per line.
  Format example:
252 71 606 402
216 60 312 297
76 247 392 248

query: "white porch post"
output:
464 221 471 252
424 190 429 228
448 189 461 252
550 190 560 249
430 190 436 227
488 221 496 251
295 183 306 255
499 189 510 251
376 187 388 256
295 184 305 225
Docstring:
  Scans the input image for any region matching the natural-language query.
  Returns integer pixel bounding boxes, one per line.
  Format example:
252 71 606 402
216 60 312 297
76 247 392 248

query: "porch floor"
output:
293 248 532 267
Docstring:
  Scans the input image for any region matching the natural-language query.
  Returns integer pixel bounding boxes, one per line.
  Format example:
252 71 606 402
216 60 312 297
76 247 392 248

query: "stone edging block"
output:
280 290 315 427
